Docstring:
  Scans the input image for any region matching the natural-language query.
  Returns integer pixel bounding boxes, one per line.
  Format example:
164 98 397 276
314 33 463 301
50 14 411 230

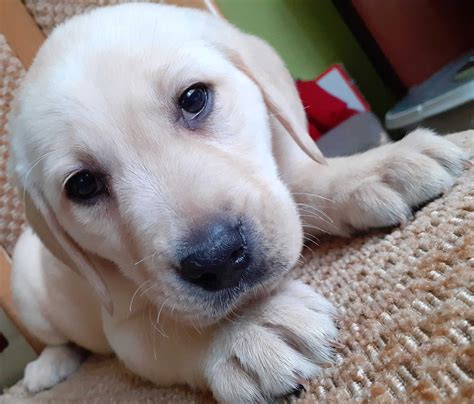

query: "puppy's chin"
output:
154 260 294 328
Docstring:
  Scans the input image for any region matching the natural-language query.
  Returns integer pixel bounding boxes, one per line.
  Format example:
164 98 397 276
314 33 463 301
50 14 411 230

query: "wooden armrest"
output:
0 0 45 69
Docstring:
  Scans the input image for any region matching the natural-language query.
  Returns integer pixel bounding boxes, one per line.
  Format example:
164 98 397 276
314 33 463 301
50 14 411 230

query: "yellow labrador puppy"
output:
8 3 468 402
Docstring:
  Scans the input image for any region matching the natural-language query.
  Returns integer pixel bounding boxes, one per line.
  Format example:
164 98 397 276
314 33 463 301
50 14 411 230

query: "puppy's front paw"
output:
23 345 85 393
343 128 470 230
205 281 338 403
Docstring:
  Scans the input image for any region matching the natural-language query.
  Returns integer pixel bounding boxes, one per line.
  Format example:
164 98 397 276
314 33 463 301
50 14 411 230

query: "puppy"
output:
8 3 468 402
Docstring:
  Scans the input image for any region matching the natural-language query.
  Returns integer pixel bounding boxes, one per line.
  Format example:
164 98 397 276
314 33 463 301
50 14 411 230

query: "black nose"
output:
178 221 250 291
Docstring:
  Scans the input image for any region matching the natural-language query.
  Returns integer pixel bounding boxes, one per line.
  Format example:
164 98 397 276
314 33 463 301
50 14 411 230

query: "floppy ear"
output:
23 188 114 315
217 33 326 165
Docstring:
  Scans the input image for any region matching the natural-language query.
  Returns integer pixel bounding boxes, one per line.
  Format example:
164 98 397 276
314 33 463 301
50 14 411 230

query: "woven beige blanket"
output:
1 6 473 401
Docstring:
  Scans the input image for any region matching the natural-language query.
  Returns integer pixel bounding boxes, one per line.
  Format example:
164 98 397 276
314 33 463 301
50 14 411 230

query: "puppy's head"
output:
9 4 322 325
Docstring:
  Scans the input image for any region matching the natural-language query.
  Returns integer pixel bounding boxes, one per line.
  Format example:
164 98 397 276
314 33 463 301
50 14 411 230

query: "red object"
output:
296 80 358 139
317 64 371 112
307 122 322 141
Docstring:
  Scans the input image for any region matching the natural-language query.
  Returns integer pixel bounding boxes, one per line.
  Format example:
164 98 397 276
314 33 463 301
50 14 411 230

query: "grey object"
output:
385 52 474 131
316 111 387 157
0 309 37 389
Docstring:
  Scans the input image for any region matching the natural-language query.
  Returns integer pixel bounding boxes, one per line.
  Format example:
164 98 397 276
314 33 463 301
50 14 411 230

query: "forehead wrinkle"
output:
152 58 203 95
77 65 171 150
57 87 161 160
150 42 233 93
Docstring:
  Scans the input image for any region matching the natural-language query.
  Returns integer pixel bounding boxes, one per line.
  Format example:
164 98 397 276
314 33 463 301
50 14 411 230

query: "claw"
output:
287 378 308 398
399 217 409 229
330 339 345 350
332 313 345 322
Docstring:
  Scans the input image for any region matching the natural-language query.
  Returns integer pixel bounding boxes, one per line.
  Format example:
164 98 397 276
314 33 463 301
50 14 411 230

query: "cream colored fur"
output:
8 4 469 402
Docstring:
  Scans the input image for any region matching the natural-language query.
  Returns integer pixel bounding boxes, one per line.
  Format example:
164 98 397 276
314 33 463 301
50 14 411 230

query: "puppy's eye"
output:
179 84 208 119
65 170 107 202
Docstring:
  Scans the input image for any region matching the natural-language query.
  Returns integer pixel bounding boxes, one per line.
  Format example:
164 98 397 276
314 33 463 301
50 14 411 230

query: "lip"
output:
167 260 288 327
214 268 287 316
218 259 288 300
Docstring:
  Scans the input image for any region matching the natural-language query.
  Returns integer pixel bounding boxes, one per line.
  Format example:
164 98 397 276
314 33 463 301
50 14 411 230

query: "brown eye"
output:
65 170 106 202
179 84 208 117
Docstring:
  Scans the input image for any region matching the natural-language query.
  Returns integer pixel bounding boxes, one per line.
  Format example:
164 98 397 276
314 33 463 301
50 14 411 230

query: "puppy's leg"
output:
22 345 86 393
286 129 470 235
11 229 89 392
204 280 337 402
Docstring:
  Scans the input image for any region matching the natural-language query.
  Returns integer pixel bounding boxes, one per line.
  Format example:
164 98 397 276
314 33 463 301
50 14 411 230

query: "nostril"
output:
178 220 252 290
230 245 246 265
196 272 217 287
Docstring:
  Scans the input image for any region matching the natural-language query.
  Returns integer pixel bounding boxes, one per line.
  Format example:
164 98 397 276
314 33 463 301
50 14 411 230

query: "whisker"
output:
135 252 160 266
148 304 163 345
196 313 204 334
170 303 177 318
302 243 314 255
298 252 306 264
149 303 163 338
156 298 169 327
152 330 158 360
304 232 321 244
292 192 334 203
299 216 338 236
191 320 202 335
298 204 340 211
296 203 335 224
302 223 331 234
129 280 153 312
298 212 336 230
140 283 158 297
147 303 159 360
303 235 319 249
152 298 169 338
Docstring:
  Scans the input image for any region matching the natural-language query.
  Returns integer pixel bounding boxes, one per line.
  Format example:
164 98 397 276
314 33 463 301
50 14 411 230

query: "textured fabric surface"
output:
293 131 474 402
0 34 26 256
1 132 472 403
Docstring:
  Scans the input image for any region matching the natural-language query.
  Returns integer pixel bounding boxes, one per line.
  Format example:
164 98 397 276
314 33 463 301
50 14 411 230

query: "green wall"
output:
217 0 395 118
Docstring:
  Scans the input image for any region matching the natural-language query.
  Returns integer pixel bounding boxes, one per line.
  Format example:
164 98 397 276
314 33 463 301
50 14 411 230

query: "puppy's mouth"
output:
171 254 291 326
145 216 298 325
155 260 290 327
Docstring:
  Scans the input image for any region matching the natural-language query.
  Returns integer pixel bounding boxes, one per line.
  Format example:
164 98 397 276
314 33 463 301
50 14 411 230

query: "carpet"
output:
0 34 26 257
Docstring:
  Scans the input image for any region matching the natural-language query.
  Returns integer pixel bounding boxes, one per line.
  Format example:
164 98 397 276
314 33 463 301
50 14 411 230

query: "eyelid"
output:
176 80 209 98
62 170 80 188
62 169 110 191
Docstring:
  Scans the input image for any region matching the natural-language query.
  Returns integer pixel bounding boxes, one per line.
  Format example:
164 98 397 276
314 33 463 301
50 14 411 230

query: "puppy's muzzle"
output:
178 220 250 291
